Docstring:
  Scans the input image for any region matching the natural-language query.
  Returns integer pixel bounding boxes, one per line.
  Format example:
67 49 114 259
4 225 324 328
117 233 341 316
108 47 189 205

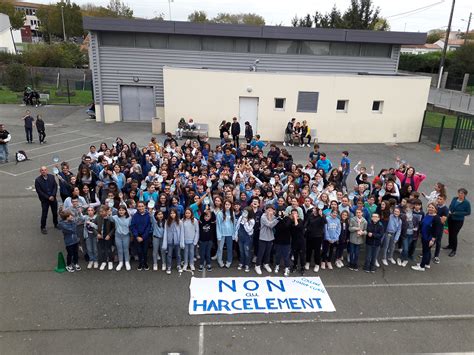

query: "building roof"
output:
83 17 427 45
402 43 441 49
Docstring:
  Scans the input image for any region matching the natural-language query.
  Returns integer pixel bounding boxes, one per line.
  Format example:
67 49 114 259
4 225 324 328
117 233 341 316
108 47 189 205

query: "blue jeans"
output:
349 243 361 268
152 237 163 264
0 143 8 162
217 235 233 265
274 244 291 268
85 236 98 261
381 232 395 260
183 243 195 266
364 244 379 271
199 240 212 266
115 232 130 263
166 243 181 269
401 234 413 261
238 233 252 267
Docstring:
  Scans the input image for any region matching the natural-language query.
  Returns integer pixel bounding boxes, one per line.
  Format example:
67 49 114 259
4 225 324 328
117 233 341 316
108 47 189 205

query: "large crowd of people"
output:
34 118 471 276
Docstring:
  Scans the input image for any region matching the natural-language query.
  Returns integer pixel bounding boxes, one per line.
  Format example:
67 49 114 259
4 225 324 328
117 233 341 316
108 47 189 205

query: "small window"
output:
274 98 286 110
297 91 319 113
336 100 348 112
372 100 384 113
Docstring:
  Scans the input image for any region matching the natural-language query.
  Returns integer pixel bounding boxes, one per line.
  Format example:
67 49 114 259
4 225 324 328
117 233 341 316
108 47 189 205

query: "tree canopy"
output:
0 0 26 30
188 11 265 25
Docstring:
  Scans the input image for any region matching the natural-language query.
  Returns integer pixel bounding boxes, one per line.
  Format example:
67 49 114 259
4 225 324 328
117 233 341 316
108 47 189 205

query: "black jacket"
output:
304 214 326 239
365 221 385 246
231 122 241 136
35 174 58 202
36 119 45 132
245 124 253 140
274 217 292 245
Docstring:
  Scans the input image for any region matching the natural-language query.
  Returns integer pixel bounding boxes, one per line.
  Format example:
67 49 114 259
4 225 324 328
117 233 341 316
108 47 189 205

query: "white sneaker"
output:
397 258 402 266
313 265 320 272
237 264 243 270
125 262 131 271
327 262 333 270
307 144 311 147
284 267 290 277
93 261 99 269
263 264 272 273
401 260 408 267
87 261 93 269
299 144 304 147
190 264 195 271
255 265 262 275
336 260 343 268
99 262 106 271
283 142 287 146
321 262 326 270
375 260 380 268
304 262 310 270
161 263 166 271
425 264 431 269
225 262 231 268
116 262 123 271
274 265 280 274
347 255 350 263
211 255 217 260
411 265 425 271
183 263 188 271
108 262 113 270
153 263 158 271
389 258 396 265
66 265 75 273
382 259 388 266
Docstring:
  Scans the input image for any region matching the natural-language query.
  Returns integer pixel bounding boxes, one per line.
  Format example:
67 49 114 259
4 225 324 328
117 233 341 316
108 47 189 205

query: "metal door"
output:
120 86 155 122
239 97 259 134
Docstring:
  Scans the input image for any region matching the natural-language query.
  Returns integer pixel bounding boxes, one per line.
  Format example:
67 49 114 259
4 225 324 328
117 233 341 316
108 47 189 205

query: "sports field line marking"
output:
25 135 101 153
199 314 474 327
9 130 81 146
198 324 204 355
25 136 108 159
0 169 17 177
324 281 474 288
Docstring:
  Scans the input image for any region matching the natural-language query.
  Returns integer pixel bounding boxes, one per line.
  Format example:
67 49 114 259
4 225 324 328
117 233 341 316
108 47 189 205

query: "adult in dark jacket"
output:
363 213 385 272
304 207 326 272
290 209 306 275
244 121 253 148
35 166 59 234
36 114 46 144
445 188 471 257
231 117 241 148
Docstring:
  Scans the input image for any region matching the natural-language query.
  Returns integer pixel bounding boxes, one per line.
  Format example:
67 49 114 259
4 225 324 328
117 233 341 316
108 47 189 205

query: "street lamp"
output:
61 4 66 41
168 0 174 21
460 13 472 45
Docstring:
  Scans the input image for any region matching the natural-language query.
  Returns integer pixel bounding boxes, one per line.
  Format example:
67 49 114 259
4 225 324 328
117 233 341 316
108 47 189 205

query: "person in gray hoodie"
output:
182 208 200 271
255 205 279 275
322 210 341 270
162 209 184 274
348 209 367 271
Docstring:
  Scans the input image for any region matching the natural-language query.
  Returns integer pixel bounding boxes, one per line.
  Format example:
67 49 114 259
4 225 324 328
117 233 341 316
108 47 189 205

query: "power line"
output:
387 0 445 19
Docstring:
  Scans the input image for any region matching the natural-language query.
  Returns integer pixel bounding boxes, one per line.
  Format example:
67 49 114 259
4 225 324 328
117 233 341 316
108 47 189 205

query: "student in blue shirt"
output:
340 150 351 191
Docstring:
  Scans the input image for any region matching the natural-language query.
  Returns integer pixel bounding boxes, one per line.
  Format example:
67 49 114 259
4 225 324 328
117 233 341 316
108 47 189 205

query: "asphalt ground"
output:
0 104 473 354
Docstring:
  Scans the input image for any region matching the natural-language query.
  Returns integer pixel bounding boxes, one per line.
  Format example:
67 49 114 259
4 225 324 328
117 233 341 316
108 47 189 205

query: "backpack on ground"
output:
16 150 29 163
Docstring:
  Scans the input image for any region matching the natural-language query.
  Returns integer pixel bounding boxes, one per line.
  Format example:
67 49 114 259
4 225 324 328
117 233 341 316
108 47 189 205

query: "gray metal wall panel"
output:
89 32 102 106
96 46 400 106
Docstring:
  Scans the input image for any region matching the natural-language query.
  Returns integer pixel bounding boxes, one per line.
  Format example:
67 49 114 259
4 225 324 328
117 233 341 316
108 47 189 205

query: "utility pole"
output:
437 0 455 89
464 12 472 45
61 4 66 41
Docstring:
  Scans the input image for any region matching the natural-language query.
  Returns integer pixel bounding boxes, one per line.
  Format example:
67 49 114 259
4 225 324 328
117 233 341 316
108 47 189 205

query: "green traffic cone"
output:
54 252 67 273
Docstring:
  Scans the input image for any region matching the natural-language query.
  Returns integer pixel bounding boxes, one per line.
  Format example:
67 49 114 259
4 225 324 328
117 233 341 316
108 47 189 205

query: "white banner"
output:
189 277 336 315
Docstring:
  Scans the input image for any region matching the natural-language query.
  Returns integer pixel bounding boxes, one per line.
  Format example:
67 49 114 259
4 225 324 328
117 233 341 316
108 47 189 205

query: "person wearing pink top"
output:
395 166 426 191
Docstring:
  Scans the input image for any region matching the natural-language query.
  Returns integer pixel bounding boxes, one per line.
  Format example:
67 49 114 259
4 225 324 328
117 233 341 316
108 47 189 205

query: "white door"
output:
239 97 258 135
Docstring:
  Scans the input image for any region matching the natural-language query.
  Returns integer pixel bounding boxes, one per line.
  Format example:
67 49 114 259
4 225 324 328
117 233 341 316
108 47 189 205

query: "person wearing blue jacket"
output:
446 188 471 257
216 200 237 268
363 213 385 273
58 210 81 273
162 209 184 274
322 210 341 270
381 208 402 266
151 211 165 271
316 153 332 174
130 201 152 271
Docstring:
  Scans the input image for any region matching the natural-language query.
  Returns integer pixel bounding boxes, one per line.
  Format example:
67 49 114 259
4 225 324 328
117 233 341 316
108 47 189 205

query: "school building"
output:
83 17 431 143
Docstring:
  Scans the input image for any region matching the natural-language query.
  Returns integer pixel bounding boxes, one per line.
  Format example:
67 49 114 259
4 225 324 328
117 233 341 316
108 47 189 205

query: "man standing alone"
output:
0 124 11 163
22 110 35 143
231 117 241 148
35 166 59 234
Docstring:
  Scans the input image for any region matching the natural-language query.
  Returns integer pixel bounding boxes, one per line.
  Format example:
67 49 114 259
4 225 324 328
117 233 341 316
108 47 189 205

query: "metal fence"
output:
420 112 474 150
428 88 474 115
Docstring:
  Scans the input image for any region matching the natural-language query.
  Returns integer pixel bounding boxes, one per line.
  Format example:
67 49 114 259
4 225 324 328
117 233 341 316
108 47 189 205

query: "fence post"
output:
418 110 427 142
66 79 71 104
461 74 469 93
451 116 461 150
437 115 446 148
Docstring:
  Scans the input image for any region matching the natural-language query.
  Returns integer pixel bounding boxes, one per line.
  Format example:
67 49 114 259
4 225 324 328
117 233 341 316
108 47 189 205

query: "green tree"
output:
22 43 86 68
0 0 26 29
449 43 474 75
107 0 133 18
81 3 116 17
37 1 84 41
212 13 265 25
188 10 209 23
5 63 27 91
426 30 444 44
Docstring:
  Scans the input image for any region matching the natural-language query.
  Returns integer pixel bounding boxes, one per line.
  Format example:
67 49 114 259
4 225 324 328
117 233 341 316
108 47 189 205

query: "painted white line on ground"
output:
198 324 204 355
199 314 474 327
13 156 84 176
9 130 81 146
325 281 474 288
25 135 101 152
0 169 17 177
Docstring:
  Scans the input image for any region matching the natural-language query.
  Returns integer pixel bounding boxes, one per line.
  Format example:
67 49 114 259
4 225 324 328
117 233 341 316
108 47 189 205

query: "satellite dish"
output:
140 182 147 190
148 200 155 209
270 177 275 186
349 193 355 200
107 200 114 208
206 180 212 188
157 175 163 183
52 155 60 163
151 166 157 173
53 167 59 175
317 202 324 210
380 189 386 196
204 197 210 205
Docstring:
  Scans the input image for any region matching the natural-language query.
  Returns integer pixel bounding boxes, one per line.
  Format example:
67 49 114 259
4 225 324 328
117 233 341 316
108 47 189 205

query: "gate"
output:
451 115 474 150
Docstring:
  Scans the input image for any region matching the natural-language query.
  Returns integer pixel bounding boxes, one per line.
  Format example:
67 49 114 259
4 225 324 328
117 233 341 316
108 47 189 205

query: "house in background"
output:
434 38 472 51
13 1 42 43
84 17 431 143
0 13 16 53
400 43 442 55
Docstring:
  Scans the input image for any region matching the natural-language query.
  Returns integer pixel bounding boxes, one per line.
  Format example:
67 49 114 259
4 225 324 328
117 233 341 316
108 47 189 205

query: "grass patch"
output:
424 111 458 129
0 86 92 105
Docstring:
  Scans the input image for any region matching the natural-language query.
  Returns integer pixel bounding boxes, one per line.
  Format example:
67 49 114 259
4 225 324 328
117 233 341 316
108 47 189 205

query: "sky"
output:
33 0 473 33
